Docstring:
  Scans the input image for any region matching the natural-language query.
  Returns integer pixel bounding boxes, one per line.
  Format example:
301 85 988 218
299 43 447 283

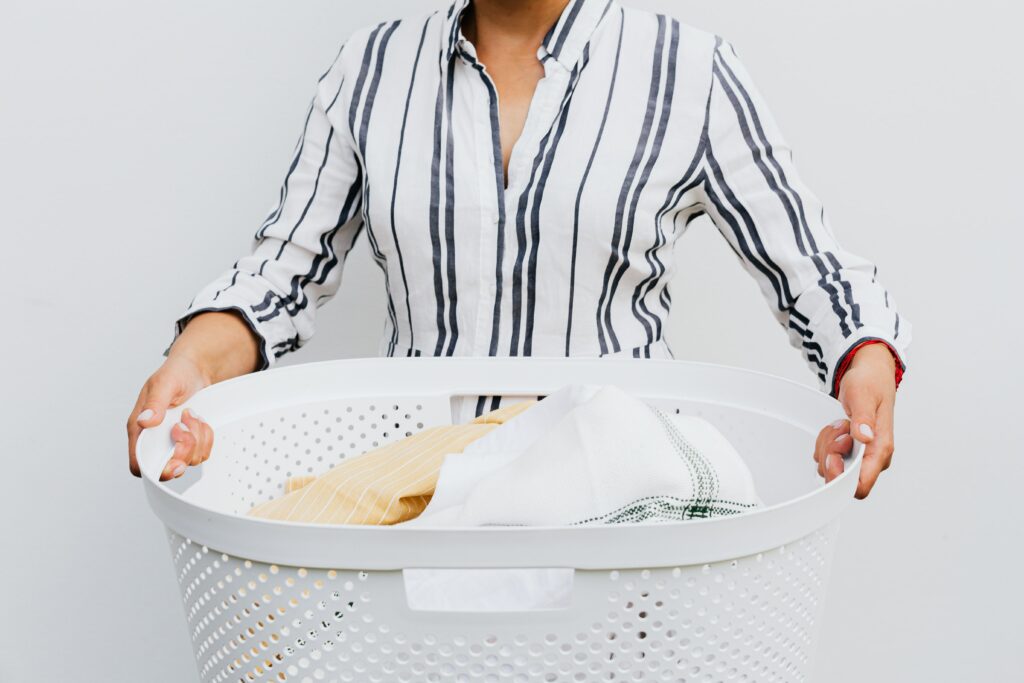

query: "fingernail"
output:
824 453 832 474
830 419 845 429
834 433 848 442
177 422 190 433
137 409 154 423
172 464 186 478
858 423 874 439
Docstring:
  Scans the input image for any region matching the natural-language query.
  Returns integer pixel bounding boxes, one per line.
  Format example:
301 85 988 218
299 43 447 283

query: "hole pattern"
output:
213 398 448 513
167 520 840 682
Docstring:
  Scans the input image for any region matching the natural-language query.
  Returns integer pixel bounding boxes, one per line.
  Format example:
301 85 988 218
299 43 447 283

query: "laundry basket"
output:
137 358 863 683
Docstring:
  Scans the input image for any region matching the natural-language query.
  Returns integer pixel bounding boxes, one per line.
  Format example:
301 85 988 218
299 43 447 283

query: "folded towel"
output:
400 384 762 528
246 400 535 524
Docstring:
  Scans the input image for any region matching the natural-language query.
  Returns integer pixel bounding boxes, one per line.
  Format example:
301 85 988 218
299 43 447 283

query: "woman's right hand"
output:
128 310 261 480
127 354 214 481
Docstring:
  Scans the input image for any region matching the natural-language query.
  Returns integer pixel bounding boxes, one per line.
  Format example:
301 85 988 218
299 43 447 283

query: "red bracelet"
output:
832 338 904 397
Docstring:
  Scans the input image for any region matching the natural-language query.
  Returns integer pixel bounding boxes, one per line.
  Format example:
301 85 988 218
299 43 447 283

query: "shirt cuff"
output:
162 303 272 372
163 280 303 372
830 337 906 398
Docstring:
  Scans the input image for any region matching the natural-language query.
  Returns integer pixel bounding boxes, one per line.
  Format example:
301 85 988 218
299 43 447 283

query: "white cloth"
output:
402 384 762 529
398 384 762 611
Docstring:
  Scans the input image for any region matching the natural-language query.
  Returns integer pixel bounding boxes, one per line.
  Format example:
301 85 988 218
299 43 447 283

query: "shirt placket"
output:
458 40 571 357
455 46 502 357
501 58 570 355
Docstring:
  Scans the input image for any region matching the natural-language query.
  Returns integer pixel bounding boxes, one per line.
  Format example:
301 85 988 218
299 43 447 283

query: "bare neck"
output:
463 0 571 59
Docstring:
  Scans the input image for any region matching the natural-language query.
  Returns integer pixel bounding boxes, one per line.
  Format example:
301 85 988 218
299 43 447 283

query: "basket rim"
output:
138 357 862 569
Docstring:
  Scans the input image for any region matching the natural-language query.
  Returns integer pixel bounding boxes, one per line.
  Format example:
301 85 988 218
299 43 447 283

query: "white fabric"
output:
403 384 762 527
423 385 603 517
398 384 761 610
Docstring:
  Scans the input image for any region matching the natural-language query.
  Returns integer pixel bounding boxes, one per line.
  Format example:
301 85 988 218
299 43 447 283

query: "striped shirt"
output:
168 0 910 404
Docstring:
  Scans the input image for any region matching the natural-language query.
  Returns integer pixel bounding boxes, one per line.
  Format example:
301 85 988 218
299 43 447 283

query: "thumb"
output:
135 375 182 429
129 374 180 477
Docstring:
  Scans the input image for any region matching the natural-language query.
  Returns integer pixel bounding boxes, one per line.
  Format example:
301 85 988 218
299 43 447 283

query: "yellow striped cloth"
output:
247 400 536 525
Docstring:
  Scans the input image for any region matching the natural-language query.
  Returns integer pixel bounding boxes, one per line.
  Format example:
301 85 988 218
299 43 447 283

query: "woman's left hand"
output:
812 343 898 498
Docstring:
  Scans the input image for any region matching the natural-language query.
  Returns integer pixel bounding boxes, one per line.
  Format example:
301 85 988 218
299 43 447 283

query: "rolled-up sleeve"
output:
164 47 364 370
697 38 911 395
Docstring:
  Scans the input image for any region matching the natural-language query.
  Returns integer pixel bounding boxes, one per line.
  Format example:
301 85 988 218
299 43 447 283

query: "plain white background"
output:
2 1 1021 680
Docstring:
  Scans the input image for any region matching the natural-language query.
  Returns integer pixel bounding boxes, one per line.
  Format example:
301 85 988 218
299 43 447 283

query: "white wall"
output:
1 1 1020 680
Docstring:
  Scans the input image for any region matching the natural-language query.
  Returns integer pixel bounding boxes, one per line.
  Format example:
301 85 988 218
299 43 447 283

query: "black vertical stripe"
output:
509 55 587 355
257 100 316 240
347 24 385 139
212 270 240 301
823 252 862 328
445 0 465 61
511 20 603 355
442 56 459 356
565 8 624 356
549 0 584 59
429 56 450 355
461 51 508 357
701 159 821 388
596 14 666 354
703 89 797 312
523 51 591 354
356 23 400 154
254 167 363 322
712 49 852 338
355 21 402 355
249 30 382 299
388 19 432 354
701 168 791 314
638 59 719 330
252 126 336 286
629 18 680 341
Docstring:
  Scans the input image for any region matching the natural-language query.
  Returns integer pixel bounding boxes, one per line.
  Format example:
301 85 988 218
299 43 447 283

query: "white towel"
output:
401 384 762 528
397 384 763 611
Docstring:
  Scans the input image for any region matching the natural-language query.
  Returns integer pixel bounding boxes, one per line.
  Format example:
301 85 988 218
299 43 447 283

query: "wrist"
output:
166 339 218 387
850 342 896 372
169 310 260 384
832 338 904 397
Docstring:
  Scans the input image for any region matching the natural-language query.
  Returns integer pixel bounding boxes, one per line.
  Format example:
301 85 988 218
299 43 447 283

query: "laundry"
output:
401 384 762 528
246 399 535 524
398 384 763 612
247 384 764 612
249 384 762 528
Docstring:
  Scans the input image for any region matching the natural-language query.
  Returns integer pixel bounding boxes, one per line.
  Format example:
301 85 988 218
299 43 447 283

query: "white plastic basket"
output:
137 358 862 683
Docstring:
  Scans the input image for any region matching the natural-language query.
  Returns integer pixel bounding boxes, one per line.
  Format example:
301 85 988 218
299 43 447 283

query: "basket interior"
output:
166 392 824 517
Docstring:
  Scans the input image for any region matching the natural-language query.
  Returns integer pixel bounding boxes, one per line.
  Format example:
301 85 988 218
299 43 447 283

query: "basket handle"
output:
135 404 187 483
402 567 575 612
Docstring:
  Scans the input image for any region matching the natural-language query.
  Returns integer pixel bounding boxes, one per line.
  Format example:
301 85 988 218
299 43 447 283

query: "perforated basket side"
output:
167 519 841 683
206 396 452 515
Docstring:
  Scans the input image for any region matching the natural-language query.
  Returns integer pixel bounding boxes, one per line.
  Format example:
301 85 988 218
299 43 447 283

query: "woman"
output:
127 0 910 499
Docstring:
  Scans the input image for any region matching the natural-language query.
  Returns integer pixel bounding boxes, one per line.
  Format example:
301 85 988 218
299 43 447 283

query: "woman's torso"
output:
319 0 718 361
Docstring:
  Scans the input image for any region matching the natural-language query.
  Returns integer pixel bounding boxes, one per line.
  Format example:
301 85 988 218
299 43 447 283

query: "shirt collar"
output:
442 0 614 70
